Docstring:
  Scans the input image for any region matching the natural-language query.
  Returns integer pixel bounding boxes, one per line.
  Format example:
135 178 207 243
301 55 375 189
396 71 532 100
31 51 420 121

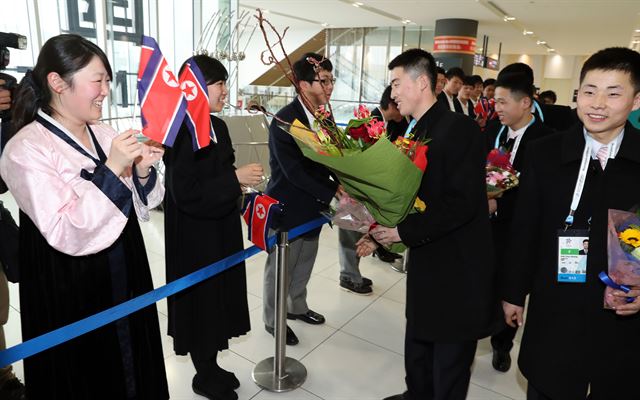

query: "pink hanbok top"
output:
0 110 164 256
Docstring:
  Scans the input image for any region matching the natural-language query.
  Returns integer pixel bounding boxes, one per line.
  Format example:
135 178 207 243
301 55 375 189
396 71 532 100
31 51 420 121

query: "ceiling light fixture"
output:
547 48 556 52
503 16 516 21
523 30 534 35
401 19 412 24
536 40 546 45
321 22 329 27
635 29 640 33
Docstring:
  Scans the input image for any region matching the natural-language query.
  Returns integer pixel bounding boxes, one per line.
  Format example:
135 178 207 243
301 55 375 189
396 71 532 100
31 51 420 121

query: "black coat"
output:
397 100 501 341
504 122 640 398
463 99 476 119
265 97 338 235
164 116 250 357
539 103 580 132
437 91 463 113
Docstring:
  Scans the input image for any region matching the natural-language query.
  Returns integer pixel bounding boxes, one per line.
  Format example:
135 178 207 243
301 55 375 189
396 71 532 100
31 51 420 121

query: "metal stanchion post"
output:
252 231 307 392
390 248 409 274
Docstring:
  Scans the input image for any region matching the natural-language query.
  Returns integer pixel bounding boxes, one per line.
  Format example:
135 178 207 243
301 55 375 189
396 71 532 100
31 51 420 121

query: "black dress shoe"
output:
265 324 299 345
287 309 325 324
492 348 512 372
192 373 238 400
362 277 373 287
340 278 373 295
374 247 403 263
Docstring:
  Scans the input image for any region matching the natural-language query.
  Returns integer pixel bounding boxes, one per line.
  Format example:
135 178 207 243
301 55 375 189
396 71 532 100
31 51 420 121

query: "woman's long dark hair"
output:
11 34 112 137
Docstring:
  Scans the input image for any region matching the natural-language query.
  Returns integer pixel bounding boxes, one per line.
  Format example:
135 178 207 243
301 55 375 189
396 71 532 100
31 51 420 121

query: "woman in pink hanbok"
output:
0 34 168 399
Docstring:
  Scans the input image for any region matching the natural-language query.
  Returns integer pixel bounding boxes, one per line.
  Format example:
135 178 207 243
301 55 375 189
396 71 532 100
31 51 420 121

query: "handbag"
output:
0 200 19 282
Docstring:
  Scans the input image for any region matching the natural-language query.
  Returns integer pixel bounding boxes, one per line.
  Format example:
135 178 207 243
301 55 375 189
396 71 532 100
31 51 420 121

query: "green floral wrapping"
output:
295 136 423 228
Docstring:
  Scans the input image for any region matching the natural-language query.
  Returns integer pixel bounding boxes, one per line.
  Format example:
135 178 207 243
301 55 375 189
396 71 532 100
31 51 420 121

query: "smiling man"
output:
485 69 553 373
502 47 640 400
372 48 499 400
262 52 340 346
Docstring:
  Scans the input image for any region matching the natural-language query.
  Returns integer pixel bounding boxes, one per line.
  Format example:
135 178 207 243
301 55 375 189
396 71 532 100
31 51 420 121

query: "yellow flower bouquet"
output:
601 209 640 308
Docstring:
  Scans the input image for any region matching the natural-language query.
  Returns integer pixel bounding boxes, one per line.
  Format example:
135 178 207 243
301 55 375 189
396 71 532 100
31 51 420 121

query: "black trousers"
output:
490 323 518 352
404 324 477 400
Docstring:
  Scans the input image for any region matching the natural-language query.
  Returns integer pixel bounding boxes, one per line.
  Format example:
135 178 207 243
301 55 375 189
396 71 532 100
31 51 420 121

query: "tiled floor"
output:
1 193 528 399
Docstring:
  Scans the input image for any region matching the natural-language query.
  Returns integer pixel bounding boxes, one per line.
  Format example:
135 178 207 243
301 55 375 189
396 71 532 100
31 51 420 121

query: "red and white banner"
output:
433 36 477 55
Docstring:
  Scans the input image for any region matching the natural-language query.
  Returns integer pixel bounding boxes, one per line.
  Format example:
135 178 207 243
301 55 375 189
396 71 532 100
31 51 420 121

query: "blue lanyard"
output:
533 100 545 123
403 118 417 138
494 115 536 149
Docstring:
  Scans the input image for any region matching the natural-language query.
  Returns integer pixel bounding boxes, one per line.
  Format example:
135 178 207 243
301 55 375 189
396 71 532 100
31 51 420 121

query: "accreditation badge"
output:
557 229 589 283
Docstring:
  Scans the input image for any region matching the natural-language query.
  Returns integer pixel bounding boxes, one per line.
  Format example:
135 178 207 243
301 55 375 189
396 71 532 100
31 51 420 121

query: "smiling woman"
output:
163 54 263 400
0 33 169 399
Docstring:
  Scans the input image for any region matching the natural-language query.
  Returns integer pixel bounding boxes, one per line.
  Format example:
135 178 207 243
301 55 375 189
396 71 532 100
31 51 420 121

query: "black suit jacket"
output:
265 97 338 234
437 91 463 114
462 99 475 119
504 122 640 398
486 119 553 286
397 100 500 341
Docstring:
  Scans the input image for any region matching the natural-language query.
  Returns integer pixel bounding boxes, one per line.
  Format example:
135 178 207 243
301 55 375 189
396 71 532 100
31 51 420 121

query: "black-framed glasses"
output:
313 78 336 85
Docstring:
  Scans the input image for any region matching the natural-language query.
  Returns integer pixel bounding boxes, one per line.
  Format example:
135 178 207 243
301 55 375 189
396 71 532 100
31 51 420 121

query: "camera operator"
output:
0 84 9 111
0 31 26 400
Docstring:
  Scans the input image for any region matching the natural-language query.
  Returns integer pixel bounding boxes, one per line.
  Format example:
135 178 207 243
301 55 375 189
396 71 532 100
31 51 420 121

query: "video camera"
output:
0 32 27 138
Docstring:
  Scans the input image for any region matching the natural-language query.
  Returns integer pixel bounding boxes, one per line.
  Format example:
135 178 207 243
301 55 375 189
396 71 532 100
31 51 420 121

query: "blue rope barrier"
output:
0 216 329 367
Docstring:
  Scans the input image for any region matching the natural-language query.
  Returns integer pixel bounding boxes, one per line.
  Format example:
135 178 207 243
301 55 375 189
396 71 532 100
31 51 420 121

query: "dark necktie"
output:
504 137 515 151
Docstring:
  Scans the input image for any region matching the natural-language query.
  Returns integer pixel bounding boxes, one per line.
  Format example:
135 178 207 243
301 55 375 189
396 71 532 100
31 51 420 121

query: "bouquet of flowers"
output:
287 106 428 228
602 209 640 309
255 10 427 250
486 147 519 199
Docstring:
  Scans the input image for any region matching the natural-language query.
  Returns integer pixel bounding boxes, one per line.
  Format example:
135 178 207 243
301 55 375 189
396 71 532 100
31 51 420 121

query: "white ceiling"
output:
240 0 640 55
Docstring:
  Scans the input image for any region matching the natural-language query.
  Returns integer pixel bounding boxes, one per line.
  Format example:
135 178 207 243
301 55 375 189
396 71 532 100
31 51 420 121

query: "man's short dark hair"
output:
498 62 534 83
379 85 397 110
583 239 589 243
579 47 640 94
436 66 446 76
539 90 557 103
470 75 483 86
388 48 437 93
495 72 534 100
483 78 496 88
293 52 333 84
445 67 465 81
462 76 476 87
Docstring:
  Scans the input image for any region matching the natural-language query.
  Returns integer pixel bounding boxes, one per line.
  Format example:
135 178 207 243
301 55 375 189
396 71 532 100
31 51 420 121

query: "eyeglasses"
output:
313 78 336 85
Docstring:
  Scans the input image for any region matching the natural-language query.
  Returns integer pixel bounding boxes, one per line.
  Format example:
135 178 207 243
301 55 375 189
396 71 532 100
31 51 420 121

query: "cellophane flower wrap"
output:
323 193 376 233
486 147 519 199
603 209 640 309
